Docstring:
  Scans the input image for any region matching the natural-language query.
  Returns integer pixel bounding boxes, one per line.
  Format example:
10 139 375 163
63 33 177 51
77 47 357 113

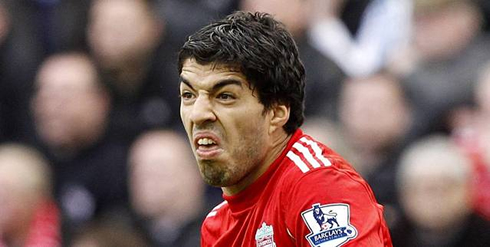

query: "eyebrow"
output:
180 76 244 91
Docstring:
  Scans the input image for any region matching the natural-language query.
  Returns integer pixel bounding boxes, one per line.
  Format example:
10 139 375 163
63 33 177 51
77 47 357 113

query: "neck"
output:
223 130 292 196
109 57 150 98
415 223 467 246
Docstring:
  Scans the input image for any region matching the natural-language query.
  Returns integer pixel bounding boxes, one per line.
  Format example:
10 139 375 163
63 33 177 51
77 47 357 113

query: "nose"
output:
189 95 216 125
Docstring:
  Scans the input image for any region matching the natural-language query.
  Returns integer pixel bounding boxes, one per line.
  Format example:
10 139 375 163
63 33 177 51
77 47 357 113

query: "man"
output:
0 144 60 247
32 52 128 242
178 11 392 247
128 130 205 246
392 135 490 247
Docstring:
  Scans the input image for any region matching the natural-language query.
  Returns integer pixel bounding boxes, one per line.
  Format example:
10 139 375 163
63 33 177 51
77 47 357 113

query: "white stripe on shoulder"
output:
286 151 310 173
206 201 228 218
292 142 321 168
300 137 332 167
207 211 217 217
213 201 228 210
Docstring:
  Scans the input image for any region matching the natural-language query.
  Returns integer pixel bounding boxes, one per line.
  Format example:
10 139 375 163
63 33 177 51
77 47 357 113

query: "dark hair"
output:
178 11 305 134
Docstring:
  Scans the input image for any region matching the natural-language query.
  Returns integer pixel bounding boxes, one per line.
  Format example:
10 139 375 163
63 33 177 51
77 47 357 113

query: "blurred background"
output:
1 0 490 246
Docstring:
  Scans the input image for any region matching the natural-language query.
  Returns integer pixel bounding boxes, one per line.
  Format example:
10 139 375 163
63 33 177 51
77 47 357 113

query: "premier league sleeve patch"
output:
301 203 358 247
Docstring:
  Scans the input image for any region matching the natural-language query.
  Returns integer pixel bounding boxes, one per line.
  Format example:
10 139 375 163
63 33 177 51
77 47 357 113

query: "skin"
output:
88 0 161 68
0 146 51 247
400 152 471 231
179 59 290 196
129 131 204 223
340 74 410 153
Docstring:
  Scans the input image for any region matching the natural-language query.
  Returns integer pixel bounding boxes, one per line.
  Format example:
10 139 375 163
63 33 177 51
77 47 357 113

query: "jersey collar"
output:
223 129 304 215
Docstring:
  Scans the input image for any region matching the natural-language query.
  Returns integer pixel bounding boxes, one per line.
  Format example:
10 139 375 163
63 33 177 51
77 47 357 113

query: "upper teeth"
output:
198 138 216 145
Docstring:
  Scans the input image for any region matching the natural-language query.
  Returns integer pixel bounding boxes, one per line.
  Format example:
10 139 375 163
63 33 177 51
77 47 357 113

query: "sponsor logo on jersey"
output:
301 203 357 247
255 222 276 247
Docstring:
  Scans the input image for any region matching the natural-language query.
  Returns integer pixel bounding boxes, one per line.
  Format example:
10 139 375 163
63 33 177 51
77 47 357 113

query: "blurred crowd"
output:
1 0 490 246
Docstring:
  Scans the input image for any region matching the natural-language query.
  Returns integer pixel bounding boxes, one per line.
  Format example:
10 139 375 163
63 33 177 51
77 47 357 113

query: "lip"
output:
193 131 223 159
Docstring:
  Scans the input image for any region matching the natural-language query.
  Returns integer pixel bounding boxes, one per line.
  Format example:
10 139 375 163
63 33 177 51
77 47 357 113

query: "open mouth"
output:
197 137 217 146
194 134 223 159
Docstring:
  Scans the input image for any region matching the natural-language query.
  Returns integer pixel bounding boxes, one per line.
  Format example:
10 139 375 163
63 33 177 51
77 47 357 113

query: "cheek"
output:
229 105 267 131
180 107 192 129
224 107 268 147
229 121 266 153
230 116 269 162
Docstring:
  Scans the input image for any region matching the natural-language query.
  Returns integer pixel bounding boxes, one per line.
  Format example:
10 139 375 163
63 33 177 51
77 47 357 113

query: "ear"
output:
268 104 290 134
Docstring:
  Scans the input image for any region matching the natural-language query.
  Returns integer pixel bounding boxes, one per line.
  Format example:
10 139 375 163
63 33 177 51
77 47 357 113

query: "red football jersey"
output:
201 129 393 247
0 200 60 247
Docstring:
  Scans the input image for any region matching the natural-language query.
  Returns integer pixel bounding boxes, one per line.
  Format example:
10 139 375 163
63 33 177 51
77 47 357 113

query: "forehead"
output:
346 76 398 95
132 134 187 160
180 59 249 88
92 0 147 18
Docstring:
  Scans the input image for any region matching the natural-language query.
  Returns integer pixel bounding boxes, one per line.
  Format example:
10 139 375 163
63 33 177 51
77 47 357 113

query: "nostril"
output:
190 107 216 124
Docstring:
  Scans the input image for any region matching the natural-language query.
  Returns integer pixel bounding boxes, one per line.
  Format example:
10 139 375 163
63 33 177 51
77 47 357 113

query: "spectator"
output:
338 71 413 227
71 214 149 247
308 0 412 77
128 130 205 247
87 0 182 144
454 62 490 221
32 52 110 157
393 135 490 247
392 0 490 142
31 52 128 244
0 143 60 247
391 0 490 223
301 117 358 171
240 0 345 119
0 0 91 144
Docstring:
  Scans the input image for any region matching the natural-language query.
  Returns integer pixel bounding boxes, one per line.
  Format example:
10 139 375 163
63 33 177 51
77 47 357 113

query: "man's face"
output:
129 131 203 218
179 59 271 190
32 56 108 150
400 157 471 230
87 0 158 68
340 76 410 151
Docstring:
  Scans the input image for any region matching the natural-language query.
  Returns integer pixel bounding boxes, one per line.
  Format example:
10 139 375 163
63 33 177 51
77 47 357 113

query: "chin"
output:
202 176 227 187
202 171 233 188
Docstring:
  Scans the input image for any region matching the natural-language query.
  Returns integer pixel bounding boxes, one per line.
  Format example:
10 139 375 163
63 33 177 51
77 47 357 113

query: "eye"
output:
180 91 195 101
217 93 235 101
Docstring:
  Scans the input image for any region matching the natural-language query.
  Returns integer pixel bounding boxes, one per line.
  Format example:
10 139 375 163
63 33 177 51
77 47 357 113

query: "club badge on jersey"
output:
301 203 358 247
255 222 277 247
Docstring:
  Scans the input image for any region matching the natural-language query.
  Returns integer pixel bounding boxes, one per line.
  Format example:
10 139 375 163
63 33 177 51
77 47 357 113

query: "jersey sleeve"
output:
200 201 231 247
283 166 392 247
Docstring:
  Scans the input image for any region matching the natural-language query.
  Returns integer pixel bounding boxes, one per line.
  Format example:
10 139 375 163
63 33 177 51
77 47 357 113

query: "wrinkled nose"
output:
189 95 216 125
